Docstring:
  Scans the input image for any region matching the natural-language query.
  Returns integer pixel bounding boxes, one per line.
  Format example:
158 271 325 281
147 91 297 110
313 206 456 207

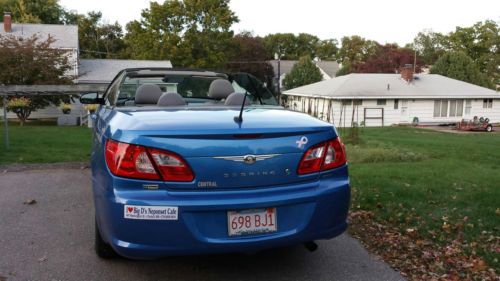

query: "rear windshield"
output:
111 72 278 107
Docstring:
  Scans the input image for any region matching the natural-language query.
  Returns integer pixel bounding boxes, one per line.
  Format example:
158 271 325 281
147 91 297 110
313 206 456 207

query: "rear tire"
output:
486 125 493 132
95 218 118 259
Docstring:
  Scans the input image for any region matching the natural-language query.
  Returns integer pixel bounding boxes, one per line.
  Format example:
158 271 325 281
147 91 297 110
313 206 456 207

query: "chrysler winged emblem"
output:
243 155 257 164
213 154 281 165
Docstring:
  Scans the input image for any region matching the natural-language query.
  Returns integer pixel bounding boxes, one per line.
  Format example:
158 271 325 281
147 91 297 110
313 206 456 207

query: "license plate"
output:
227 208 277 236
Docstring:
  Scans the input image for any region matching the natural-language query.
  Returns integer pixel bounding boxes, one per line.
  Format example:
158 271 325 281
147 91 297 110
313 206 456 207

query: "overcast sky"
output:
59 0 499 46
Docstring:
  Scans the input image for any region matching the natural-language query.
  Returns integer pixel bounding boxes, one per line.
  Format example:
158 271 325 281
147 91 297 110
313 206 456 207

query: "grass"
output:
0 120 92 165
345 127 500 272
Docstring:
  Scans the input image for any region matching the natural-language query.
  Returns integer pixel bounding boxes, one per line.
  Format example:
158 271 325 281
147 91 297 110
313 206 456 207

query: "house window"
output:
377 99 387 106
434 100 449 117
457 100 464 116
342 100 362 106
449 100 463 117
465 100 472 115
449 100 456 117
441 100 448 117
483 99 493 108
394 99 399 109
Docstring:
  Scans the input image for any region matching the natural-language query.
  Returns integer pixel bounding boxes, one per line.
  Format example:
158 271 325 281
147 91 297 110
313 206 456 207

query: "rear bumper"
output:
93 167 350 259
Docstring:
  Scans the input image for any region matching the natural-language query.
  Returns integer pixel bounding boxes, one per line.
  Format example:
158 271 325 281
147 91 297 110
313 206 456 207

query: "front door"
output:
400 100 409 122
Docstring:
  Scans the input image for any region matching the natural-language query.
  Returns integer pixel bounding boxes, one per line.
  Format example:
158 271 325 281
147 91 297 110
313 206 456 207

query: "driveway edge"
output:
0 162 90 173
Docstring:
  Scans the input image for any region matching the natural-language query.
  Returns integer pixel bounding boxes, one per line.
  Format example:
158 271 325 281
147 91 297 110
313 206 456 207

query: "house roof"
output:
268 60 297 78
0 23 78 49
284 74 499 99
314 61 340 78
77 59 173 84
268 60 340 79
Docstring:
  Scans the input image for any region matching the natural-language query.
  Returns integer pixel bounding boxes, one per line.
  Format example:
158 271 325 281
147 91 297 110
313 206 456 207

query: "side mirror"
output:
80 93 104 104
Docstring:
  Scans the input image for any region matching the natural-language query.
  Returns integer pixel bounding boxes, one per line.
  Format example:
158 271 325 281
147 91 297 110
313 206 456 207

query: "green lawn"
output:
0 121 92 164
345 127 499 272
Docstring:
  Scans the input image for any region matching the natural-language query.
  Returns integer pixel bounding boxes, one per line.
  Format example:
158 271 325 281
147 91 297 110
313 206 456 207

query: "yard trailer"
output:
455 116 494 132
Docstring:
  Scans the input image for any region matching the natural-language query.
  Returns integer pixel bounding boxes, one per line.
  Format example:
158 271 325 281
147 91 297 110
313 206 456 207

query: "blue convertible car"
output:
80 68 350 259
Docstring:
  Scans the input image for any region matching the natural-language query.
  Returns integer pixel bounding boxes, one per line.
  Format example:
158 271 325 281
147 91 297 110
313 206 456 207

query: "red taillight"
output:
322 138 347 171
105 140 159 180
297 142 326 174
148 148 194 182
105 139 194 182
297 137 347 175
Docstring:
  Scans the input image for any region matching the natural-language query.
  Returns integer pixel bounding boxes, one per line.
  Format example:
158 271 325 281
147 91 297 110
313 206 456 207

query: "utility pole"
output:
274 50 282 102
278 57 281 96
2 95 9 150
413 49 417 74
274 46 287 105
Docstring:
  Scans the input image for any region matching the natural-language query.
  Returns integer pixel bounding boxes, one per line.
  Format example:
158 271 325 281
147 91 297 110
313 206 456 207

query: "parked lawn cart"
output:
456 116 494 132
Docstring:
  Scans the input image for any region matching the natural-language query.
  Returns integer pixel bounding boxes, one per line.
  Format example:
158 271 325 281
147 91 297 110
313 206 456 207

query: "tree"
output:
263 33 298 60
448 20 499 86
353 44 423 73
283 56 323 90
226 32 274 88
337 35 380 65
316 39 339 61
295 33 320 58
0 0 68 24
77 12 126 59
0 34 73 125
430 51 492 88
335 62 352 77
412 30 448 65
125 0 238 69
263 33 338 61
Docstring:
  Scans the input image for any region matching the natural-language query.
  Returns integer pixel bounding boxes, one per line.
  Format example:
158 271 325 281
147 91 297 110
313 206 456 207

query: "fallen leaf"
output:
472 259 487 271
23 199 37 205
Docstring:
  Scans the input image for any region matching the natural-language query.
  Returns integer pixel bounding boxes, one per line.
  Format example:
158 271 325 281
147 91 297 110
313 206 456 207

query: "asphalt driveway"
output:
0 168 403 281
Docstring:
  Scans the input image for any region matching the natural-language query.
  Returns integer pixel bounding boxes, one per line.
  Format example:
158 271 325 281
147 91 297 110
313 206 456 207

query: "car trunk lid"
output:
106 107 338 189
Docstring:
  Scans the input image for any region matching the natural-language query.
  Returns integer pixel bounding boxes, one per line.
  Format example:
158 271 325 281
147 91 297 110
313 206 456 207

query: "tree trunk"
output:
15 108 31 127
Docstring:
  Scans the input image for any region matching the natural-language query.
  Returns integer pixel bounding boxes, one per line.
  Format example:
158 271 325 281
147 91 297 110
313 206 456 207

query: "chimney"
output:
3 12 12 33
400 64 414 82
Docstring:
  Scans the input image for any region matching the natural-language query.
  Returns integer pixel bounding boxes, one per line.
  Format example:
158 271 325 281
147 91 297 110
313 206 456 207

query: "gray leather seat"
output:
208 79 234 100
157 92 186 106
135 84 163 105
225 92 251 106
124 100 135 106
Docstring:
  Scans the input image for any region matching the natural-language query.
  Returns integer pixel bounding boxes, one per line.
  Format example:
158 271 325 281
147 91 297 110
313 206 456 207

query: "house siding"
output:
1 99 86 121
285 96 500 127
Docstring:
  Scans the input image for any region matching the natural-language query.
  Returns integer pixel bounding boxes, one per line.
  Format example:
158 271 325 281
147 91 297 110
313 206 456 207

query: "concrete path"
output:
0 169 404 281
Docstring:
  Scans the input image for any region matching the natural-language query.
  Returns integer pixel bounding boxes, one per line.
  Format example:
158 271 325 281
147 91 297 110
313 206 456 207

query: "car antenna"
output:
234 91 248 124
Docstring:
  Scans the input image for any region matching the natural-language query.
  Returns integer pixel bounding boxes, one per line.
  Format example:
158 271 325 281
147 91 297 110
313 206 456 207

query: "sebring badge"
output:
213 154 280 164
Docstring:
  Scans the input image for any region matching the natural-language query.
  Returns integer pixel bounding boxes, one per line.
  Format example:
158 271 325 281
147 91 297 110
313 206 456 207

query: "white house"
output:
0 12 79 77
283 67 500 127
77 59 173 85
